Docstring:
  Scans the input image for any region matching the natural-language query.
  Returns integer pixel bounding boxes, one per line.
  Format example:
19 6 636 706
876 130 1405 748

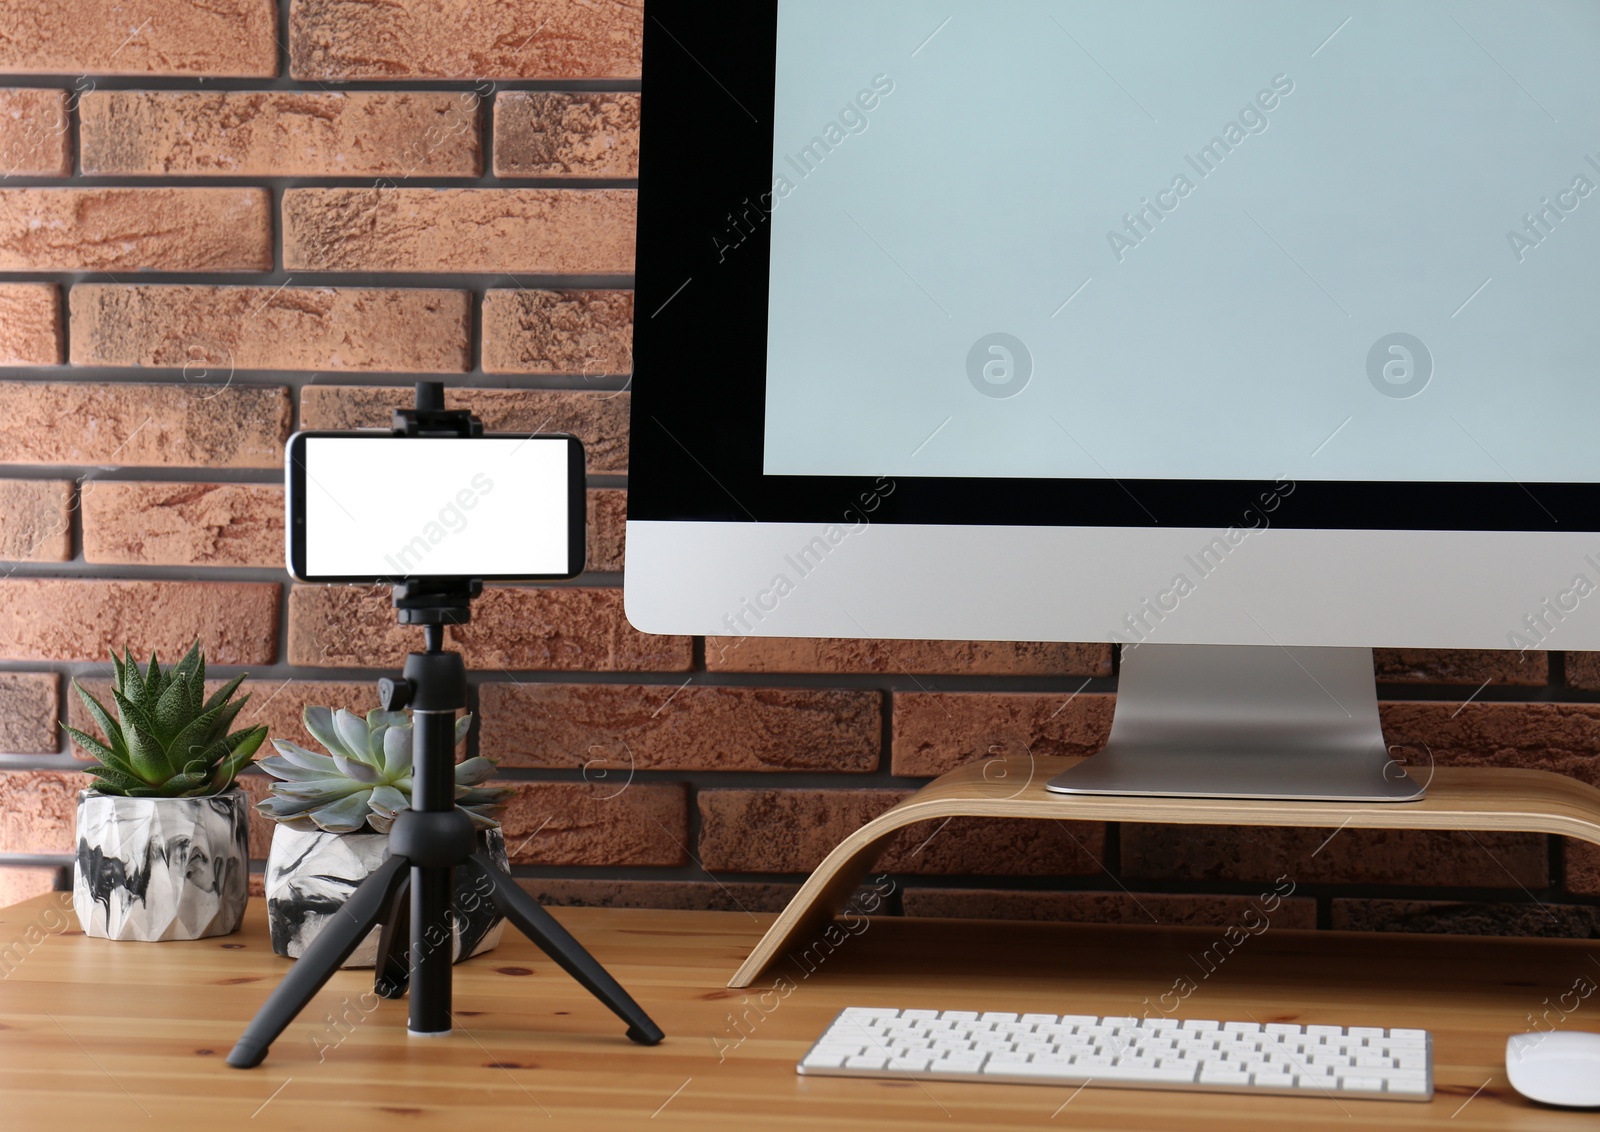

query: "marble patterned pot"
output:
265 825 507 967
74 788 250 941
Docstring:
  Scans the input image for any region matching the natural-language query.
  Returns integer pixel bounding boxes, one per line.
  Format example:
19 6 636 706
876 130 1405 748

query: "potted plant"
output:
256 706 514 967
63 643 267 941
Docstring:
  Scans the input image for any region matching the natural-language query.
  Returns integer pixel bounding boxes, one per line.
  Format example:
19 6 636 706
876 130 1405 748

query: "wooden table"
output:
1 893 1595 1130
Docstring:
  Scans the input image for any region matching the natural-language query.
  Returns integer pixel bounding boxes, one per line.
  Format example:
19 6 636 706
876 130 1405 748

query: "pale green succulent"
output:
256 707 512 834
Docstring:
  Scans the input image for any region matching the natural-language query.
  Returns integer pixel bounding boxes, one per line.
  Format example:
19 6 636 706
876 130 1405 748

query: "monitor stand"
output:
1046 644 1424 802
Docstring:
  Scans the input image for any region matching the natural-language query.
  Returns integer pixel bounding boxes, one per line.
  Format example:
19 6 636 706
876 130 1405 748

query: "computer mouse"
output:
1506 1032 1600 1108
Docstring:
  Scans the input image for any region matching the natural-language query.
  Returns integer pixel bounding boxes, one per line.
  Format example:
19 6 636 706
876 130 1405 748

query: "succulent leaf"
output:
61 724 126 772
202 673 247 716
333 709 370 759
381 726 411 777
331 753 382 783
269 740 340 775
152 678 193 744
71 680 124 757
368 784 408 817
307 792 373 833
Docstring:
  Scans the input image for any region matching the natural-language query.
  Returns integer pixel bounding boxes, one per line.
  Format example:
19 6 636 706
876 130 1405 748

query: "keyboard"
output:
797 1008 1433 1101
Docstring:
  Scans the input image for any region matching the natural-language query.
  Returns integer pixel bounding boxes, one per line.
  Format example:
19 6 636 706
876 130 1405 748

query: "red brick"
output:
0 770 89 855
698 790 900 873
1121 824 1548 888
587 488 626 573
70 285 471 374
478 683 880 772
450 587 692 673
493 92 640 178
697 788 1105 876
0 866 62 908
287 584 420 669
0 382 289 468
516 879 799 915
878 815 1106 876
1567 841 1600 896
893 691 1115 777
0 89 70 176
1374 648 1547 686
236 771 277 860
290 0 642 80
1566 653 1600 690
69 678 378 762
901 888 1318 930
0 578 278 664
0 283 62 365
0 480 71 561
81 482 283 568
707 637 1113 677
496 781 687 867
480 289 633 376
0 188 271 271
0 1 277 77
299 385 630 474
1379 701 1600 786
283 188 634 274
79 90 481 177
0 672 58 755
1330 899 1600 938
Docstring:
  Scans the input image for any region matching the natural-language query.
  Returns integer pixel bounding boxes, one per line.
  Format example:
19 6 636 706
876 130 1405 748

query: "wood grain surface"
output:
1 892 1597 1129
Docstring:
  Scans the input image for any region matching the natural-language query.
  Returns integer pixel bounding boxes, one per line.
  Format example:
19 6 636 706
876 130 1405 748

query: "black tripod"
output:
229 389 663 1068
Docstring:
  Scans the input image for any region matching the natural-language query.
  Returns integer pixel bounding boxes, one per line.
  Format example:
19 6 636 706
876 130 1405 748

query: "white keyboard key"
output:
980 1012 1018 1023
1389 1028 1428 1042
1387 1074 1430 1097
1348 1027 1386 1040
1341 1075 1385 1092
1224 1022 1262 1034
1181 1019 1221 1032
1199 1066 1252 1085
942 1011 979 1023
843 1054 888 1070
1265 1024 1304 1035
801 1051 849 1069
1306 1025 1344 1038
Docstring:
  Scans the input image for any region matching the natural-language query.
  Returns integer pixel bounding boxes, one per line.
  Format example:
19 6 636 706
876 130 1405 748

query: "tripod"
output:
229 388 664 1068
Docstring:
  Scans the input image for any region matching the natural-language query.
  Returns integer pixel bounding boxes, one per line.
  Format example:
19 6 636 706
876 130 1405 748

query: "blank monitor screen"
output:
762 0 1600 485
298 437 573 580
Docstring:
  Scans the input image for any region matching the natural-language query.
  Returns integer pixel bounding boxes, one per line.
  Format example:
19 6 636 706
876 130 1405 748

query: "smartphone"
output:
286 432 587 583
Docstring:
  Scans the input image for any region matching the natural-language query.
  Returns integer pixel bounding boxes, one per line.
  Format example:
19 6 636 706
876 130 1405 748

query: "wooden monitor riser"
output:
728 756 1600 987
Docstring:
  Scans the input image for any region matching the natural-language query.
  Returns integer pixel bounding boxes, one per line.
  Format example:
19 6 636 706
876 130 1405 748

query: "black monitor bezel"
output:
629 1 1594 533
286 431 588 583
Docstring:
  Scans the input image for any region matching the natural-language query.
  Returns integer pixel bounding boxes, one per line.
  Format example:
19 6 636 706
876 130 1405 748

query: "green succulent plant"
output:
257 707 512 834
63 643 268 797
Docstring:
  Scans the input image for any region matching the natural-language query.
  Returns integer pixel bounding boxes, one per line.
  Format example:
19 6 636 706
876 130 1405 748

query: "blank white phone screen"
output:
302 437 571 578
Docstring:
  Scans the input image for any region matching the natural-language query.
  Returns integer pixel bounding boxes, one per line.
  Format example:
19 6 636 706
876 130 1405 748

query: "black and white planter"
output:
73 788 251 941
264 825 507 967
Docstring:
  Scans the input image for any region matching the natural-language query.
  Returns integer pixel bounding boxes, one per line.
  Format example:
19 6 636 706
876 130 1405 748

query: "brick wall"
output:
1 2 1597 940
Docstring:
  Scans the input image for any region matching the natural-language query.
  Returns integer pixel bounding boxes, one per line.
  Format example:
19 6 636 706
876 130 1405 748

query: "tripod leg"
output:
373 874 411 999
466 853 664 1044
228 855 410 1068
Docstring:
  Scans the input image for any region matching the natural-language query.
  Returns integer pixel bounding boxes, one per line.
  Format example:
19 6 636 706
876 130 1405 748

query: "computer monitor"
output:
626 0 1600 802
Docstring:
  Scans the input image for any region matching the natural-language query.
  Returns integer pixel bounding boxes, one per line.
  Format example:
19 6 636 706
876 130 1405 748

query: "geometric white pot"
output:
73 787 250 941
264 824 507 968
